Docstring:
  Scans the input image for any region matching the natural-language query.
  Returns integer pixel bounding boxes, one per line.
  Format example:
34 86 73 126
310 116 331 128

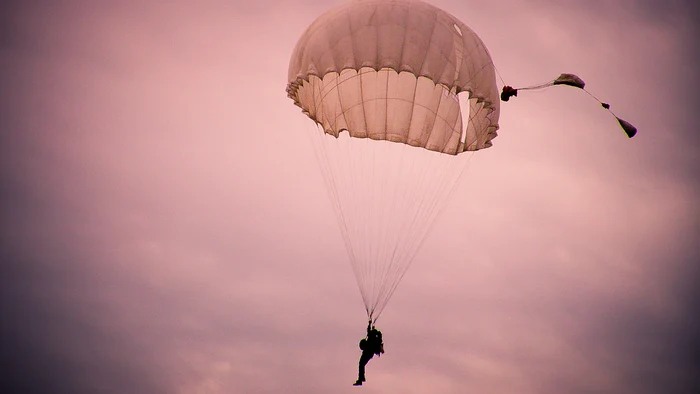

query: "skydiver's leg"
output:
358 351 373 382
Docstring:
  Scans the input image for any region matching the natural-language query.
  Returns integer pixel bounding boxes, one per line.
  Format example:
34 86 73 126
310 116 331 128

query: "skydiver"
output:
353 321 384 386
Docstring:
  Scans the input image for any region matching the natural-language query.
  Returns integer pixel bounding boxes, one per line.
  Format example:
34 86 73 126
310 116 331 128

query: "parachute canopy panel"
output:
287 0 501 153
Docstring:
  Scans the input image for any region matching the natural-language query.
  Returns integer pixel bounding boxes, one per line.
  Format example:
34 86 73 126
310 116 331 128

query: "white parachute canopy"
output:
287 0 500 322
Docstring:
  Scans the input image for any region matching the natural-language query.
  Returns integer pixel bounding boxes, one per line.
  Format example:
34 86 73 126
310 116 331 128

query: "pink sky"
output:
2 1 699 393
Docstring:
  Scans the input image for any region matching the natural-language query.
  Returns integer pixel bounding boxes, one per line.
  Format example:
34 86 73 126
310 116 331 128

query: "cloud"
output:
2 1 698 393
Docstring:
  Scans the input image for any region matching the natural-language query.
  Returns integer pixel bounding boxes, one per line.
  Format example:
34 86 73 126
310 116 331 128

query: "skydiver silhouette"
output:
353 321 384 386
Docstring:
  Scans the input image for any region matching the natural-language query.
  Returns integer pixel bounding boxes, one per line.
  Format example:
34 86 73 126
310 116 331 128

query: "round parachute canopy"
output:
287 0 499 321
287 0 501 154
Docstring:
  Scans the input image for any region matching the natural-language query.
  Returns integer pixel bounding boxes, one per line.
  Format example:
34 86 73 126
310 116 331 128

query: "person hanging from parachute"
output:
500 73 638 138
286 0 638 386
353 321 384 386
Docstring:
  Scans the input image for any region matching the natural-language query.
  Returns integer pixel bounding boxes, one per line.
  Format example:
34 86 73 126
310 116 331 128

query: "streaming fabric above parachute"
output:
287 0 501 322
500 73 638 138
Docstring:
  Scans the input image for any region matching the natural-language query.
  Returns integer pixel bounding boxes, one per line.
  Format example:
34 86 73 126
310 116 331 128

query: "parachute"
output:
286 0 635 323
287 0 499 322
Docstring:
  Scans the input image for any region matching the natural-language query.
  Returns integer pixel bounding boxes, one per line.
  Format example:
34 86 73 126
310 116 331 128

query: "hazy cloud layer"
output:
2 1 698 393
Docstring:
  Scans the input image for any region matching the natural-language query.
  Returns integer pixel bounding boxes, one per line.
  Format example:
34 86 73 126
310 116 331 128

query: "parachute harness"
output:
498 73 637 138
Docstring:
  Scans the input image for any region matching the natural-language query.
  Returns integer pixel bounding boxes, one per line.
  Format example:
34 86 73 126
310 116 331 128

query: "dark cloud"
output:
0 180 170 393
1 7 165 391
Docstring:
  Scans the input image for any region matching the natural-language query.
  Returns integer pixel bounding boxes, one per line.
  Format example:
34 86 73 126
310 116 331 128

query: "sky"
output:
1 1 699 393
